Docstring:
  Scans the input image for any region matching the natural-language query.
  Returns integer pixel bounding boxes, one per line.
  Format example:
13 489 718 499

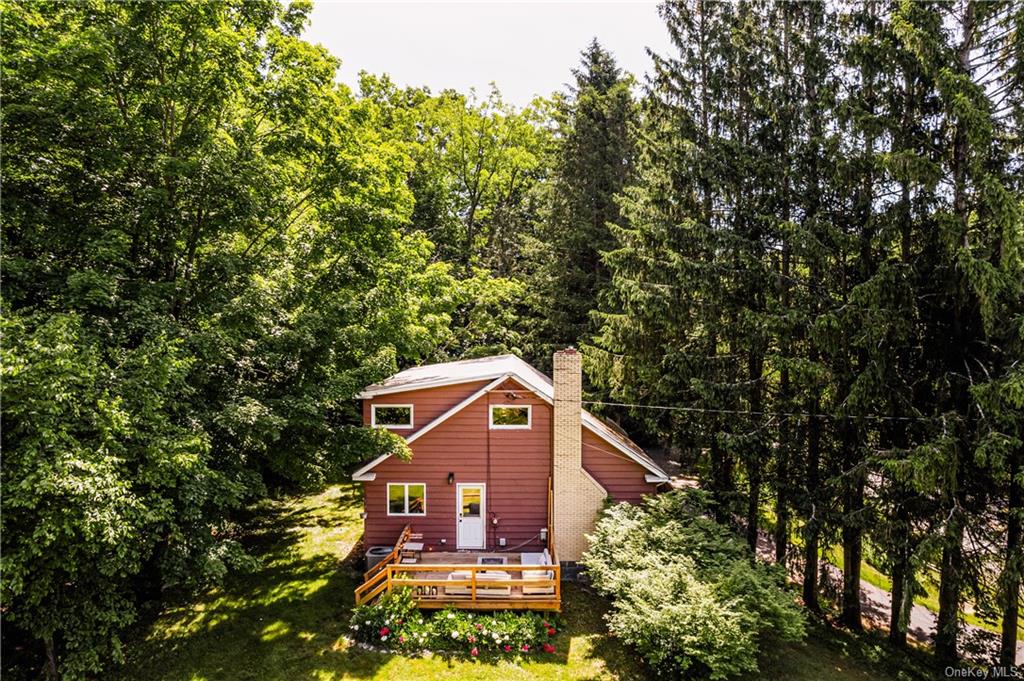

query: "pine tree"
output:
526 40 635 366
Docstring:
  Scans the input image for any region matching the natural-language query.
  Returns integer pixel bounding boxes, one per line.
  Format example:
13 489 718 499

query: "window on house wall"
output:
489 404 531 429
372 404 413 428
387 483 426 515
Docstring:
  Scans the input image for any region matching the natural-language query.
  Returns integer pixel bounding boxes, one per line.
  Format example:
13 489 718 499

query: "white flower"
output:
451 631 459 639
352 624 359 630
418 619 424 624
447 613 455 619
492 633 499 640
381 635 388 642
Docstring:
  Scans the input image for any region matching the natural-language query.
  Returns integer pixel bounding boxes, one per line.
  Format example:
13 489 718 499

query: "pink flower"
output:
470 647 479 657
521 643 530 652
475 623 483 630
379 626 390 636
542 621 549 627
467 634 476 643
503 645 512 652
399 635 406 644
543 643 555 654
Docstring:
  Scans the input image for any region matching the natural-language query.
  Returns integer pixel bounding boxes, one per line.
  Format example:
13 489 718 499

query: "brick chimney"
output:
552 348 607 562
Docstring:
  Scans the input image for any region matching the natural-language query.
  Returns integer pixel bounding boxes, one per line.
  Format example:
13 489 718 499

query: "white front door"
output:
456 483 486 549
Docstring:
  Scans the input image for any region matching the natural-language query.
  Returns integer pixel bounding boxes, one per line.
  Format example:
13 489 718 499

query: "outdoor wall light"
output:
539 528 548 543
447 472 455 484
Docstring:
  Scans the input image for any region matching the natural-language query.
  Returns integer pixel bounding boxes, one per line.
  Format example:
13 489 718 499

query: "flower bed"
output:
349 589 561 658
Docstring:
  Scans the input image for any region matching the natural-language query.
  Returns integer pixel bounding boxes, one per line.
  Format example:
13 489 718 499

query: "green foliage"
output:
349 590 562 657
524 40 635 366
1 312 251 677
0 1 459 676
584 491 805 678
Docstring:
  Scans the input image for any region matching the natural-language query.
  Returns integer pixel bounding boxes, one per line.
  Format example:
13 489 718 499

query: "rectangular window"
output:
387 483 426 516
372 404 413 429
489 404 531 429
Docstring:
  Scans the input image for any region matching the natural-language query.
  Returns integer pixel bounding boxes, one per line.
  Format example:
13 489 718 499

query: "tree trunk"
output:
773 418 790 565
710 432 732 526
888 496 912 646
747 458 761 554
840 467 864 631
747 353 765 554
803 406 822 612
935 504 965 664
44 636 58 681
889 542 908 645
840 422 864 631
1000 445 1023 667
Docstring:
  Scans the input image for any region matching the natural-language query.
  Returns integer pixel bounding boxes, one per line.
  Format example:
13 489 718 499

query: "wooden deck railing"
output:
354 524 562 612
354 524 411 605
384 562 561 611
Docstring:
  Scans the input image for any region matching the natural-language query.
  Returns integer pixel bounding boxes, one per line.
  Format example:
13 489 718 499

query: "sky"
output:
304 1 675 107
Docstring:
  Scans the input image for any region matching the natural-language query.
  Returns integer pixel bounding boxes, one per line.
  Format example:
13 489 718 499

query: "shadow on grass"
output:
113 484 647 681
113 484 395 681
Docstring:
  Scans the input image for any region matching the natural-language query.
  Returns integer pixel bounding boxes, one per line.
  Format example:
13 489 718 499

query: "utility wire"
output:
581 400 941 423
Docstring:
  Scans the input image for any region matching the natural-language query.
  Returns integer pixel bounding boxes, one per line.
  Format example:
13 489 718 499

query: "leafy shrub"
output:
349 589 561 657
583 490 805 679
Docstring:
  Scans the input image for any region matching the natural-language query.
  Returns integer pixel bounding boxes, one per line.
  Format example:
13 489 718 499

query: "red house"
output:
353 349 668 610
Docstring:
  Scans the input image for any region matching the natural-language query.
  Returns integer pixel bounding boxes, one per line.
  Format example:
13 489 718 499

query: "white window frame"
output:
371 403 414 429
386 482 427 516
489 404 532 430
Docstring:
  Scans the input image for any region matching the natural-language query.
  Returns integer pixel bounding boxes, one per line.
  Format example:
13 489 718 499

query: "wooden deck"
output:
355 528 561 611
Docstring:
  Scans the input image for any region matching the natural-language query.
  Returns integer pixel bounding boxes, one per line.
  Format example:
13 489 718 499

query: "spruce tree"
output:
526 40 635 366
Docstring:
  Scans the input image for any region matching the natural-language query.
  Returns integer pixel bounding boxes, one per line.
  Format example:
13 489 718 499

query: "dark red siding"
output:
582 429 659 504
359 377 659 551
362 378 551 552
362 380 489 436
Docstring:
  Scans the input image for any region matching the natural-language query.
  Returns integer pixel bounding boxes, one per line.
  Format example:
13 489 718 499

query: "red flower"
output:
543 643 555 654
542 621 549 628
521 643 530 652
470 647 479 657
547 627 556 636
503 645 512 652
379 626 390 636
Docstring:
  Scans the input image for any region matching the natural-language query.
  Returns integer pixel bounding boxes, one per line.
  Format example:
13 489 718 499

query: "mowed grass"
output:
113 483 930 681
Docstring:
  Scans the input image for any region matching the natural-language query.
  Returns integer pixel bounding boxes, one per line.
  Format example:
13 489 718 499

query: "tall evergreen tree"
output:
525 40 635 368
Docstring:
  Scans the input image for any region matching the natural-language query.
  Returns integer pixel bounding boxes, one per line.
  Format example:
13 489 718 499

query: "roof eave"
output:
355 372 509 400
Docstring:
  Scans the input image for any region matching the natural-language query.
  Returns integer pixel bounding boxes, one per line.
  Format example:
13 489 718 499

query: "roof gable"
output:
353 355 669 482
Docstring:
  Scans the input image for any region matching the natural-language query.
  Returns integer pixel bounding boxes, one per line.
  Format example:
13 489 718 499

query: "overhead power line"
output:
581 400 940 423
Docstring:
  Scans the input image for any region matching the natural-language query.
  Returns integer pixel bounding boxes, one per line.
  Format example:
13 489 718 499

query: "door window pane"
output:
461 488 481 517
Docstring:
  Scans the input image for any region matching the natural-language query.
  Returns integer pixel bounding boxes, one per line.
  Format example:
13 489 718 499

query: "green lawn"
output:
763 508 1014 636
823 547 1020 636
113 484 931 680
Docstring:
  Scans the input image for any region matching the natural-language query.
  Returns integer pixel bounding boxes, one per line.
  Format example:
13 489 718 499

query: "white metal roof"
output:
353 354 670 482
